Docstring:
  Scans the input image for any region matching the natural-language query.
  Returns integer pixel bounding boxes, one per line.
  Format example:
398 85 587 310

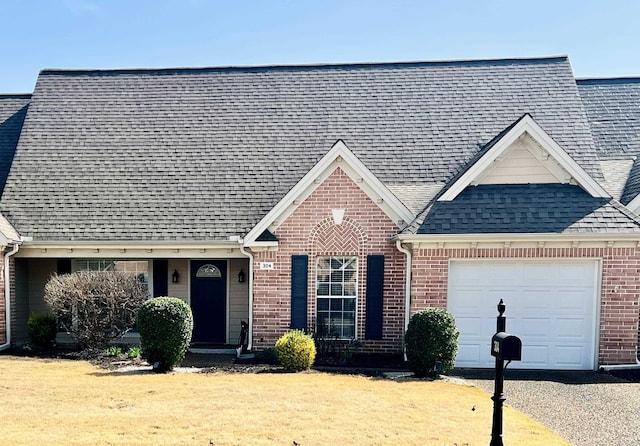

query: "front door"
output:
191 260 227 344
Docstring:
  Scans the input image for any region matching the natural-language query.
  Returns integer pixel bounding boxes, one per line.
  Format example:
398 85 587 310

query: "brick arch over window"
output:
308 217 367 256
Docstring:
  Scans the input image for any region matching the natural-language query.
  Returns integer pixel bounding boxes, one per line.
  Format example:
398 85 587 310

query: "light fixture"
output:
238 269 246 283
172 269 180 283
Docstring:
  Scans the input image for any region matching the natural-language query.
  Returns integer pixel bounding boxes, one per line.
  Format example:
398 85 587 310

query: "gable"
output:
477 134 567 185
243 140 413 247
439 114 609 201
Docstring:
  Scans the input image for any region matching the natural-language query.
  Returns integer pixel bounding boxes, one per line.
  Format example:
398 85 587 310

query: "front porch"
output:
12 255 250 349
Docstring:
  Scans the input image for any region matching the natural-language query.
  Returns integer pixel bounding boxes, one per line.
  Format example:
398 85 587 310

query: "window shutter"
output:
365 254 384 340
290 255 308 330
153 259 168 297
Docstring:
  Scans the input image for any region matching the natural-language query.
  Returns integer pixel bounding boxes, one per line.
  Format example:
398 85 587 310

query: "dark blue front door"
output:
191 260 227 344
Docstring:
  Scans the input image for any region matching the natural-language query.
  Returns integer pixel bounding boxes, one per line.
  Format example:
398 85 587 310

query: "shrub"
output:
275 330 316 371
404 308 459 377
27 313 58 347
137 297 193 372
127 346 141 359
44 271 148 349
105 346 122 357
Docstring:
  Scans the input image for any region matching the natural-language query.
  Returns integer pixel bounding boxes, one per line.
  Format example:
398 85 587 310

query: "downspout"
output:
395 240 412 360
599 351 640 371
239 241 254 351
0 238 22 351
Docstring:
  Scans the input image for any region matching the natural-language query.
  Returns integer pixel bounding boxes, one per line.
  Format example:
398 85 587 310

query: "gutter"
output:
239 241 254 351
395 240 412 360
0 238 22 351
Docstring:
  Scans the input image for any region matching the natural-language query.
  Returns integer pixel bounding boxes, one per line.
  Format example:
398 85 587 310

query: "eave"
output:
396 232 640 250
16 240 249 259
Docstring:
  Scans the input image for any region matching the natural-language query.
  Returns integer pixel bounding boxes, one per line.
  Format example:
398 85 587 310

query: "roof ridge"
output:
0 94 31 99
38 55 570 77
577 77 640 84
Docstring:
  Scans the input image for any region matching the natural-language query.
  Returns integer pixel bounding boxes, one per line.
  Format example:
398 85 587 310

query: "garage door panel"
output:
489 263 523 284
556 317 589 338
456 316 483 336
449 288 485 312
520 289 553 311
554 345 586 367
523 263 556 285
557 263 594 286
520 317 551 337
556 289 592 312
448 260 597 370
521 345 549 366
485 288 519 305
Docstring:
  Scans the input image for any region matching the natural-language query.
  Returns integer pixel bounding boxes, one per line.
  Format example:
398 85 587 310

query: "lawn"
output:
0 356 570 446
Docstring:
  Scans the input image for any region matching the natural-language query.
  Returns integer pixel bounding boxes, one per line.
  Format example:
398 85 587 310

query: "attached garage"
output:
448 259 599 370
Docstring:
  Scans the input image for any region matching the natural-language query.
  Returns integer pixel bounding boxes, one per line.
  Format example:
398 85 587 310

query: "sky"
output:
1 0 639 93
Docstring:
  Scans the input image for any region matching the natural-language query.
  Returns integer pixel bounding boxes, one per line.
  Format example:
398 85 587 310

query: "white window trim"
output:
315 255 358 340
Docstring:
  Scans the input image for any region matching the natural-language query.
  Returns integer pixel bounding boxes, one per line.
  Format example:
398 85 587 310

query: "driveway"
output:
453 369 640 446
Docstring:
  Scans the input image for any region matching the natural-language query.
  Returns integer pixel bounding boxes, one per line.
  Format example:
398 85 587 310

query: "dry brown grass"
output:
0 356 570 446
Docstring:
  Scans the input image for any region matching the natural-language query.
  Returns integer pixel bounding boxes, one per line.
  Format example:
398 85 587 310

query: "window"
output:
316 256 357 338
75 259 149 288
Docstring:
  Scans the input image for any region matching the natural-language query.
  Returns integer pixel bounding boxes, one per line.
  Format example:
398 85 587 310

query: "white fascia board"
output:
439 115 609 201
22 240 240 250
396 232 640 244
243 140 414 246
625 195 640 215
17 240 247 258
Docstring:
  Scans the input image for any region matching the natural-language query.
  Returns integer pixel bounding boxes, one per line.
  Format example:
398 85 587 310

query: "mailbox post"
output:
490 299 522 446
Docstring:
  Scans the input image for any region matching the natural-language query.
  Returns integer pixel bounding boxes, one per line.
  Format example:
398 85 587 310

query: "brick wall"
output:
252 167 406 353
411 246 640 365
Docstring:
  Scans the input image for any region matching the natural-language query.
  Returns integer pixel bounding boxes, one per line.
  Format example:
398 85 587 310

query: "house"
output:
0 56 639 370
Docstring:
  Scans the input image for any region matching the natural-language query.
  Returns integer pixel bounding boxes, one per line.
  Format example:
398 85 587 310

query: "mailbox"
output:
491 332 522 361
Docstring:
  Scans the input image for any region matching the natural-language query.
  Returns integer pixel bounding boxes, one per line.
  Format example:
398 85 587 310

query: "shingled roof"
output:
578 78 640 204
416 184 640 235
0 95 30 195
0 57 606 241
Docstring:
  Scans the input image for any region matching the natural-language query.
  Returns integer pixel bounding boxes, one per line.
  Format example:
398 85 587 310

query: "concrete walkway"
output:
453 369 640 446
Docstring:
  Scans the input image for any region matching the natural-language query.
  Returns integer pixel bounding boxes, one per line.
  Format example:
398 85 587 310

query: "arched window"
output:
195 264 222 278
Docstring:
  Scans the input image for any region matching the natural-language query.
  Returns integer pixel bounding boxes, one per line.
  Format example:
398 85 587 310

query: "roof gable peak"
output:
439 114 609 201
243 140 414 247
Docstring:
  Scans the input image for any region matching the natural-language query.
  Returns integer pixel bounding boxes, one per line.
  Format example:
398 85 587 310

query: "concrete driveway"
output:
453 369 640 446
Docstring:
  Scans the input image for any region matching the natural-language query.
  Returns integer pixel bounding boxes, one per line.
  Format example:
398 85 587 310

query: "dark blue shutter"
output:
291 255 308 330
365 255 384 340
153 259 168 297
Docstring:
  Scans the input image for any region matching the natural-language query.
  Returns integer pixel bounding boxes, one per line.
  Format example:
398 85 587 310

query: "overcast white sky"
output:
1 0 639 93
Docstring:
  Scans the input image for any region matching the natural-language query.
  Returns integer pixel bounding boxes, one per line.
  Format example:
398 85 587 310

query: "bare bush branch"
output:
44 271 148 349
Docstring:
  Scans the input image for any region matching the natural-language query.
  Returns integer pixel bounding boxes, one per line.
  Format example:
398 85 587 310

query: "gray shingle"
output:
0 94 30 195
0 58 604 241
417 184 640 234
578 78 640 203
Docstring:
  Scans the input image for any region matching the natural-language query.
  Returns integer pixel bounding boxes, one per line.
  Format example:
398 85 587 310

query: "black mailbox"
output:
491 332 522 361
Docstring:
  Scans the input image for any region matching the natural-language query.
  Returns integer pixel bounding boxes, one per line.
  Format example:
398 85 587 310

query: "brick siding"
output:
412 247 640 365
252 167 406 353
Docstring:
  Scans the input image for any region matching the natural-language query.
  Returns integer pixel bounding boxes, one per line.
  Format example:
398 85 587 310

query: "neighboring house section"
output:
578 78 640 207
0 95 29 348
0 57 639 369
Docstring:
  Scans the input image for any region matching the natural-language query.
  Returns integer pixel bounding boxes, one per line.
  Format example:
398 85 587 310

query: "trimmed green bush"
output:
137 297 193 372
405 308 459 377
27 313 58 347
275 330 316 371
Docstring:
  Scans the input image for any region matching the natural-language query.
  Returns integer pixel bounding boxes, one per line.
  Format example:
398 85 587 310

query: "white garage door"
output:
448 260 598 370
